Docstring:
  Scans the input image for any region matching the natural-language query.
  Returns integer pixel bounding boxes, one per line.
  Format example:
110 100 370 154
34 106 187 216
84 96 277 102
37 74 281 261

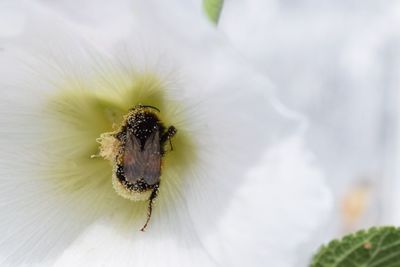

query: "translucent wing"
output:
142 130 162 185
123 129 161 186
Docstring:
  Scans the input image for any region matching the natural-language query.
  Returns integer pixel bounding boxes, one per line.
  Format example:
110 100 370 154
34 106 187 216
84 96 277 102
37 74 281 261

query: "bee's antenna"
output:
137 104 161 113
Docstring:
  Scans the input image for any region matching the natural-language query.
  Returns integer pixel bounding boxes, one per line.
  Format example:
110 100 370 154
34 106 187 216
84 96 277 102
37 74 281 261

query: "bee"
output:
96 104 177 231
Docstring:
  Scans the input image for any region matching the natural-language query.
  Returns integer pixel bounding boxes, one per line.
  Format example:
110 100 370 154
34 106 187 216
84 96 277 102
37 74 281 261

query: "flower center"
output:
45 73 196 231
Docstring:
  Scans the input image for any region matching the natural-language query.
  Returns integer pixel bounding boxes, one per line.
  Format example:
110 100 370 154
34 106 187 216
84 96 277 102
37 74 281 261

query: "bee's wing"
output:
123 130 144 184
141 130 162 185
123 130 161 186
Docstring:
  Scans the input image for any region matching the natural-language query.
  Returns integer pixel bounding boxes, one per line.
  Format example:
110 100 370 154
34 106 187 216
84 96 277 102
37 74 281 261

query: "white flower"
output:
0 1 332 266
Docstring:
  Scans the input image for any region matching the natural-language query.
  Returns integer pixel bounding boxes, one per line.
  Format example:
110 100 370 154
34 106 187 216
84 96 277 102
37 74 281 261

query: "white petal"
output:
220 1 399 226
202 136 333 266
0 1 26 38
54 221 217 267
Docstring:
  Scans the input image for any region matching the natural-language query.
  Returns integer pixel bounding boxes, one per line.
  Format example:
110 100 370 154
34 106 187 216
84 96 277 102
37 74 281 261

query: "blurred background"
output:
220 0 400 235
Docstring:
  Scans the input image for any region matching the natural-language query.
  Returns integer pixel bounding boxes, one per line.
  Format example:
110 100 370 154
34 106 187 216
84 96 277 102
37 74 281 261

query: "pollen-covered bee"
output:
96 104 177 231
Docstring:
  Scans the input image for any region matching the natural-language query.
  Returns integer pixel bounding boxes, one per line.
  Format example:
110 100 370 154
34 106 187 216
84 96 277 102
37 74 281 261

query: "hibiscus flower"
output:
0 1 332 266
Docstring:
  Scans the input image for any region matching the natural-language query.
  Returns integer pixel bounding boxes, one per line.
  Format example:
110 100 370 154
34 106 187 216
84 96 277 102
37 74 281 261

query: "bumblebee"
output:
96 104 176 231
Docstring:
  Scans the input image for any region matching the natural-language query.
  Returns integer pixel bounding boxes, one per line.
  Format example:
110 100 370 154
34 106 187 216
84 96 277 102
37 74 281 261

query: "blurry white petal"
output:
202 136 332 267
220 1 400 221
0 1 25 38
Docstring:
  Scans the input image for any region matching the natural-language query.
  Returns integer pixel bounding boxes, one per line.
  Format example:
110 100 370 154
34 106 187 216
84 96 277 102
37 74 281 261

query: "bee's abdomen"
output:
115 164 156 192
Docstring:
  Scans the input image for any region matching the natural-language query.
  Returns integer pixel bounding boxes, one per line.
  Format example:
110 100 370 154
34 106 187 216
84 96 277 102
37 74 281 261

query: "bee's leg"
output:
140 184 159 232
161 126 177 152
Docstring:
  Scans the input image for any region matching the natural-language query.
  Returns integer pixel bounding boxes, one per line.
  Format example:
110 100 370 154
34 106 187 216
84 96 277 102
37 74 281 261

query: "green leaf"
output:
203 0 224 24
311 226 400 267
